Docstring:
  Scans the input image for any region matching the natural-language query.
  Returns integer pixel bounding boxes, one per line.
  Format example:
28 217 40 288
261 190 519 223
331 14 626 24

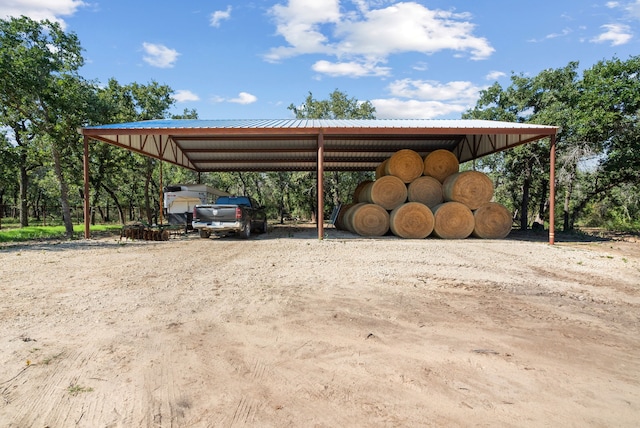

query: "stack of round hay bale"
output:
336 148 512 239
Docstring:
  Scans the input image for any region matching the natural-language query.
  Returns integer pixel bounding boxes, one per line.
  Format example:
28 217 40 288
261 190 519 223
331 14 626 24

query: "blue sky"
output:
2 0 639 120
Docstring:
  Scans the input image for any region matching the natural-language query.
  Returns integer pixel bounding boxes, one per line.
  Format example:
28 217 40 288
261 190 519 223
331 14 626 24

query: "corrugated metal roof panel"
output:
84 118 558 131
81 119 558 172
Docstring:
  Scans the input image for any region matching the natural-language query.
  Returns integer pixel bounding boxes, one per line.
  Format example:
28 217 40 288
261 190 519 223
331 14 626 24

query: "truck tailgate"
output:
194 205 239 222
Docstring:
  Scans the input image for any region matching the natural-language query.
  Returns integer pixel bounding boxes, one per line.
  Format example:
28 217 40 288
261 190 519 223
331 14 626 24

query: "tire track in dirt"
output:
138 324 204 427
2 348 101 427
229 395 260 426
2 231 639 426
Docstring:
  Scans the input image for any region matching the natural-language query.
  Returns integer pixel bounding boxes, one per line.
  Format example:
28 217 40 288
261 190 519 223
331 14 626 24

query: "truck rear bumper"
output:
192 221 243 233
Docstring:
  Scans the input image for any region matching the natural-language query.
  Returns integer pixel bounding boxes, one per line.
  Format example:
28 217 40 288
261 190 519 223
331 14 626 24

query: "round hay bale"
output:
334 203 355 230
342 202 367 233
375 159 388 179
407 176 443 208
353 180 373 203
384 149 424 183
423 149 459 183
390 202 434 239
473 202 512 239
432 202 475 239
442 171 494 210
360 175 407 210
350 203 390 237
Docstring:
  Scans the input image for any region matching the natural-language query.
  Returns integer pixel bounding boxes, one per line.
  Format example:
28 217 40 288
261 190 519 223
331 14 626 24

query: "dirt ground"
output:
1 224 639 427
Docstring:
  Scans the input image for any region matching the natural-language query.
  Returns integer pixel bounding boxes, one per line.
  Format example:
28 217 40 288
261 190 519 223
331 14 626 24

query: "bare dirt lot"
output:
1 225 639 427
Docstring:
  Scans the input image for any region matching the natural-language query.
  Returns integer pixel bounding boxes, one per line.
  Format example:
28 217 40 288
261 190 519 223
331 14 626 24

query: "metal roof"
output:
80 119 559 172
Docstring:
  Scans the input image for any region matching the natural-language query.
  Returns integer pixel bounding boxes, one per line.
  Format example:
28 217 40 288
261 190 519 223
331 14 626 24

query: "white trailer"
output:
163 184 230 227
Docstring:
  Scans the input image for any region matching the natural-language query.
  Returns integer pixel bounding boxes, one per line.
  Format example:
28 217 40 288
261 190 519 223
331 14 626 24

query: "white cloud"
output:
545 28 572 40
210 6 232 27
605 0 640 19
372 78 485 119
173 90 200 103
265 0 341 61
225 92 258 104
213 92 257 104
371 98 468 119
334 3 493 60
486 70 506 81
142 42 180 68
624 0 640 19
412 62 429 72
591 24 633 46
0 0 86 28
265 1 493 76
387 79 483 103
311 60 391 77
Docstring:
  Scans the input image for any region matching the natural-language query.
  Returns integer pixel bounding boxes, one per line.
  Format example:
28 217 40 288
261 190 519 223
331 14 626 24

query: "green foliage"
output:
88 79 176 225
285 89 376 221
0 224 121 242
0 133 18 198
579 183 640 231
288 89 376 119
0 16 86 232
172 108 199 120
464 56 640 232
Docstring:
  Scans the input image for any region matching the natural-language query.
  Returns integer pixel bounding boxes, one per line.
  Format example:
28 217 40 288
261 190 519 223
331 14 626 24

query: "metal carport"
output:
80 119 559 242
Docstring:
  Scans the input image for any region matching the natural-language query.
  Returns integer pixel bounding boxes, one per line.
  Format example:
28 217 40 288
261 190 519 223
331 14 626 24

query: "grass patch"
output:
42 352 64 365
0 224 122 243
67 384 93 396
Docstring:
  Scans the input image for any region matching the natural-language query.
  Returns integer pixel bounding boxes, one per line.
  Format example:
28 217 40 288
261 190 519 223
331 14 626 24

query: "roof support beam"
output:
317 130 325 240
549 135 556 245
83 136 90 239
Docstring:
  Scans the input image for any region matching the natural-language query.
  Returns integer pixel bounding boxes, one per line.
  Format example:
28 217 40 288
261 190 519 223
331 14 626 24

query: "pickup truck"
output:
192 196 267 239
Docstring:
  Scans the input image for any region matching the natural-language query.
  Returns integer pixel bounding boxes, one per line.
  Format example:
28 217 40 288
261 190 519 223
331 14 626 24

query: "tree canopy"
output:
464 55 640 231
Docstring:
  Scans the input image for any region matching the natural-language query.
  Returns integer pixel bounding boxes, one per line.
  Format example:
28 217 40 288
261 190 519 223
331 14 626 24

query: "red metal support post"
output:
317 130 325 240
549 134 556 245
159 160 164 226
83 136 91 239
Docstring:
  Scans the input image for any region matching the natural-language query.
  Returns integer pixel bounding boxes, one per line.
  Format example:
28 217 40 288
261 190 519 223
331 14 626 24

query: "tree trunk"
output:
538 178 548 222
309 178 317 223
101 183 125 224
19 162 29 227
90 187 102 225
563 169 576 232
0 189 4 229
51 144 74 237
252 174 263 204
277 172 288 224
144 158 153 224
563 184 573 231
520 164 531 231
331 171 340 206
150 178 159 225
236 172 248 195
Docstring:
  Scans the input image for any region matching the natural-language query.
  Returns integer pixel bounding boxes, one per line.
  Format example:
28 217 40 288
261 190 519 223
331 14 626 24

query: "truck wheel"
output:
199 229 210 239
241 223 251 239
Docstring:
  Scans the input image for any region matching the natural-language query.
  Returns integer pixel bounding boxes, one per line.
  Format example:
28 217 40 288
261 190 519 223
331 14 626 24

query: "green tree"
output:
286 89 376 222
0 16 84 228
464 57 640 232
91 79 175 225
570 56 640 228
0 132 18 227
288 89 376 119
463 74 552 230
